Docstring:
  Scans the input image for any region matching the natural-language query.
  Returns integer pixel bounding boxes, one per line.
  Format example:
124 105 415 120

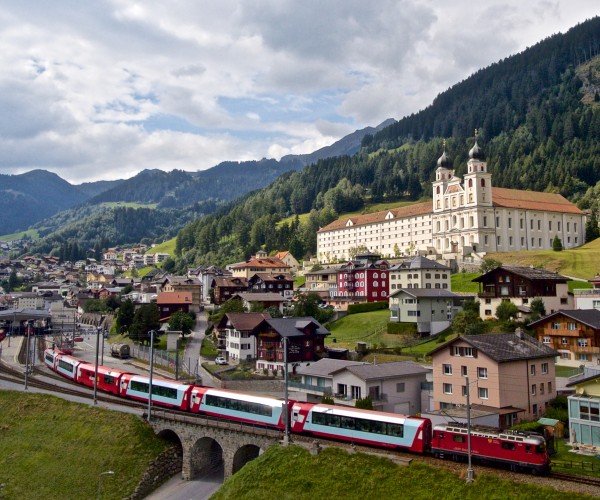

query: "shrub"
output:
496 301 519 322
321 395 334 404
387 322 418 335
355 396 373 410
552 235 563 252
347 301 388 314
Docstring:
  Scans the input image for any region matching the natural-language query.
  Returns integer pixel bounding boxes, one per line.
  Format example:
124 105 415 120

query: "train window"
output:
501 442 515 450
387 424 404 437
205 394 273 417
58 360 73 372
104 375 115 385
340 416 355 430
45 354 54 363
453 435 464 443
131 380 149 394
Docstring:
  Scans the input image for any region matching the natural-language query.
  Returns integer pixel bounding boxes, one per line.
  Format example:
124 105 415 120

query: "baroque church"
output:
316 138 586 263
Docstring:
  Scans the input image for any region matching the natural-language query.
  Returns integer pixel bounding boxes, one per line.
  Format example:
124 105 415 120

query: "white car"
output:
214 357 228 365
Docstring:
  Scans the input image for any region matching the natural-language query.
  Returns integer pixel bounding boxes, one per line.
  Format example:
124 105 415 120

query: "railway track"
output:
549 472 600 487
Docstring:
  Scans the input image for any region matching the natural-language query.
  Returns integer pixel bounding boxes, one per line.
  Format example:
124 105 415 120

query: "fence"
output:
130 344 198 380
551 459 600 472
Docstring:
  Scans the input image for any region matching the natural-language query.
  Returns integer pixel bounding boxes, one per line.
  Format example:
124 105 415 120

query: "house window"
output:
531 384 536 396
541 362 549 374
540 383 545 395
443 364 453 375
396 383 405 393
477 367 488 379
443 383 453 395
551 322 560 330
577 338 589 348
485 309 492 316
478 387 489 399
548 381 552 393
462 385 468 397
561 337 568 345
567 322 577 330
542 337 551 344
461 366 467 376
530 365 536 376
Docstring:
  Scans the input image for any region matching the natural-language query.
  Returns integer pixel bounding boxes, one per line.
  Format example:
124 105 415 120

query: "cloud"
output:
0 1 597 182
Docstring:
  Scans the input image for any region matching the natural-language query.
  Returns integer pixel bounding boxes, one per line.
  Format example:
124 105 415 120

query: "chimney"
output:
515 327 524 339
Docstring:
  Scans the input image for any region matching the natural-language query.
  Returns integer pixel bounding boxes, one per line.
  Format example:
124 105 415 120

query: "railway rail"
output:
549 472 600 488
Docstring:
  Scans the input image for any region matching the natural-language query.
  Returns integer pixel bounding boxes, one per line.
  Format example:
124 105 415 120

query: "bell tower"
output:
463 130 492 207
432 140 453 213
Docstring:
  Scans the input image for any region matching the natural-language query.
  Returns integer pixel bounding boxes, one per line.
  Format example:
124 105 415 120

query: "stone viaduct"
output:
147 410 284 480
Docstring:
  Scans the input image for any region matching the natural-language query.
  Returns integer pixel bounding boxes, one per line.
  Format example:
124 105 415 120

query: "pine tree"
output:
585 209 600 242
552 235 563 252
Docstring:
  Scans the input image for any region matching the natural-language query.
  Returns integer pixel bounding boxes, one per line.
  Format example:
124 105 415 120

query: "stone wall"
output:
221 378 284 393
129 446 182 500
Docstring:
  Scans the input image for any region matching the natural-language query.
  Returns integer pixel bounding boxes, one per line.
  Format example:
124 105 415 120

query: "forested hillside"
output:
174 17 600 269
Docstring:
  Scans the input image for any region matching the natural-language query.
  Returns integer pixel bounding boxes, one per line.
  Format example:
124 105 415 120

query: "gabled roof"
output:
428 332 557 362
156 292 192 304
491 187 584 214
212 276 248 287
249 272 293 282
390 288 463 299
233 292 288 302
219 312 271 331
230 257 291 270
528 309 600 330
296 358 368 377
264 317 329 338
390 256 450 271
342 360 429 381
473 265 568 283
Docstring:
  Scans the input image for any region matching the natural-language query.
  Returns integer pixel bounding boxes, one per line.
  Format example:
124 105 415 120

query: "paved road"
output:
182 312 207 376
146 474 221 500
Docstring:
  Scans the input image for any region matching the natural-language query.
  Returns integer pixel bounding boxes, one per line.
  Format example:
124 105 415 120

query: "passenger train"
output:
43 348 550 474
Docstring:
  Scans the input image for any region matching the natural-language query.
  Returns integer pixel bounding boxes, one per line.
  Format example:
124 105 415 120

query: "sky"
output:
0 1 597 183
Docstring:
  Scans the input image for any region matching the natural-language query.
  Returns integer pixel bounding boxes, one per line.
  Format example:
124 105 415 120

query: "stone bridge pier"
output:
148 411 282 480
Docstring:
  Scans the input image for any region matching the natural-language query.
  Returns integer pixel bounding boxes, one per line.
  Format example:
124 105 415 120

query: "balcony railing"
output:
573 288 600 296
477 291 496 298
574 346 600 354
288 380 332 395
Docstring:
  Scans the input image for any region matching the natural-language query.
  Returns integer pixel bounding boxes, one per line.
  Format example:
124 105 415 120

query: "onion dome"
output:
469 140 485 161
436 140 452 168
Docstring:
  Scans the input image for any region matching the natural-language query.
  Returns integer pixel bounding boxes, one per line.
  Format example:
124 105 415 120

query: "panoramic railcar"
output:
431 424 551 474
54 353 82 381
43 348 59 371
119 374 193 410
190 387 288 429
76 363 129 395
291 402 432 453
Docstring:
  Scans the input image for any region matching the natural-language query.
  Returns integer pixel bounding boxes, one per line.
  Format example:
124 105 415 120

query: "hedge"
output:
347 301 389 314
387 322 418 335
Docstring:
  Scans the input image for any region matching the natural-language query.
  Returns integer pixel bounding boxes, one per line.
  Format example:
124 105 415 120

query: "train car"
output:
431 423 550 474
54 353 82 381
76 363 130 395
110 343 130 359
43 348 59 371
119 374 193 411
291 402 432 453
190 387 288 429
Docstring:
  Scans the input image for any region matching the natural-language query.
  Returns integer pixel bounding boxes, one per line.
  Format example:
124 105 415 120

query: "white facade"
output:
225 327 256 362
316 143 586 263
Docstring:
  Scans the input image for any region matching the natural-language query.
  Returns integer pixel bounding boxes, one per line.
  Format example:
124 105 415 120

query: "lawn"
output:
326 310 406 349
151 237 177 256
201 335 219 359
213 444 589 500
551 439 600 478
0 228 39 241
555 365 584 378
0 390 166 499
403 333 458 357
486 238 600 280
451 272 481 293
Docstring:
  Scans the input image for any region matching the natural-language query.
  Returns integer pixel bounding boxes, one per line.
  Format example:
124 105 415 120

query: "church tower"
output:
463 131 492 207
432 141 453 213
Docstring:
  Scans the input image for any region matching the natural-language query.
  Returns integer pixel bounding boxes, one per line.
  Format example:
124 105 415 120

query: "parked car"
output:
215 357 228 365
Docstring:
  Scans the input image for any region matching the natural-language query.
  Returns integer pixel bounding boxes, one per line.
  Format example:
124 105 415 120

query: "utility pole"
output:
100 329 105 365
175 337 179 381
148 329 155 423
24 321 31 390
283 336 290 444
465 375 474 483
93 326 101 405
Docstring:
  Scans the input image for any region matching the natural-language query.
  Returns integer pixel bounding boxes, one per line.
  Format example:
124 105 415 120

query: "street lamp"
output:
97 470 114 499
464 375 475 483
147 329 156 423
93 326 101 405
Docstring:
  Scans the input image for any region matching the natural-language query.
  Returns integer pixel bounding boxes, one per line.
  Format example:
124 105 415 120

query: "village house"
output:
210 276 248 305
389 256 451 292
429 330 557 426
156 291 192 320
247 272 294 299
214 312 271 362
274 251 300 272
473 265 571 320
573 275 600 310
303 266 341 295
230 292 290 314
529 309 600 367
334 253 390 303
229 251 291 279
161 276 202 313
389 288 467 335
566 368 600 449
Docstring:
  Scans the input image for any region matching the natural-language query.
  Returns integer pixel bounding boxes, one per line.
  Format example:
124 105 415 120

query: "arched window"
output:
436 186 440 194
481 178 485 187
468 178 473 187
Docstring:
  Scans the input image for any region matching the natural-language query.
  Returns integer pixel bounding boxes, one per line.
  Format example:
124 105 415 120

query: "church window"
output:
481 179 485 187
468 179 473 188
436 186 440 194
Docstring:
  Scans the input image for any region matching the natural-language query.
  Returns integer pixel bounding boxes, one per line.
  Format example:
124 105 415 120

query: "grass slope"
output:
326 310 401 348
212 445 590 500
0 228 39 241
0 390 166 499
451 272 481 293
151 237 177 256
486 239 600 280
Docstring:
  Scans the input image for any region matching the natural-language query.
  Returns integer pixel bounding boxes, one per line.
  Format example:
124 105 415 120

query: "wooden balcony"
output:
543 329 585 337
574 346 600 354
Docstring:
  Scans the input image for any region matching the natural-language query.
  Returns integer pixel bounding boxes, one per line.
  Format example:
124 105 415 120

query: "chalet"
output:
156 291 192 320
161 276 202 312
215 312 271 362
230 292 290 313
211 276 248 305
429 330 557 426
529 309 600 366
247 273 294 299
473 265 571 320
229 253 291 279
255 317 329 374
335 253 390 303
274 251 300 271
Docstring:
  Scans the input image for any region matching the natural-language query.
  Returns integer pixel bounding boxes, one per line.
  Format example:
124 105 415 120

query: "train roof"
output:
434 423 545 444
198 387 285 407
78 363 129 376
308 404 424 425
